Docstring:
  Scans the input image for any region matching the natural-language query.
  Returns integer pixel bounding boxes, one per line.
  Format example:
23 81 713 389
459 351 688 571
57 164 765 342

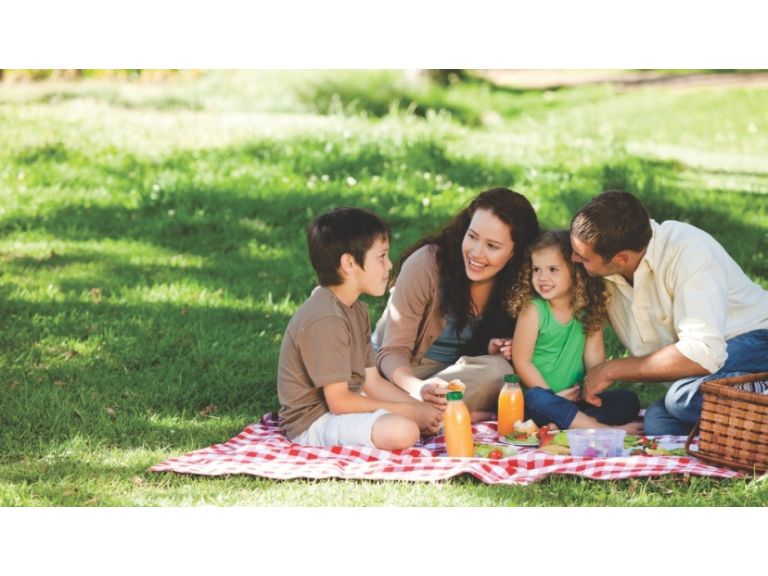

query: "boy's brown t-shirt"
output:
277 286 375 440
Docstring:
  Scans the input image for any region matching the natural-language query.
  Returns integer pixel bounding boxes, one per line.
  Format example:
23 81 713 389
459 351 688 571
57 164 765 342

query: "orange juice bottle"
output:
444 390 474 457
497 374 524 436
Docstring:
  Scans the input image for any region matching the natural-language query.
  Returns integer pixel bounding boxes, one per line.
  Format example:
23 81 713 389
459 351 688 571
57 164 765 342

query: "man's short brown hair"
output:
570 191 652 260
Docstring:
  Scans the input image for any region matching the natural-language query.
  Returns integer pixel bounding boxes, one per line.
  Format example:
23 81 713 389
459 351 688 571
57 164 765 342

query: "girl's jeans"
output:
643 329 768 436
524 387 640 430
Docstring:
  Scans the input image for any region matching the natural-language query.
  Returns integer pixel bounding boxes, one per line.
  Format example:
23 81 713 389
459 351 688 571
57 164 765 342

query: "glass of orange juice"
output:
497 375 524 436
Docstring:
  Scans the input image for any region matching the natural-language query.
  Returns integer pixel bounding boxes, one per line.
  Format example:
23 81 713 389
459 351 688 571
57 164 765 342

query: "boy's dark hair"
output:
307 207 391 286
570 190 653 260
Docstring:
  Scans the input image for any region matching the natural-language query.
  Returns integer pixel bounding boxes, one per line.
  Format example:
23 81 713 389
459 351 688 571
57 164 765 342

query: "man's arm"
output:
583 344 709 406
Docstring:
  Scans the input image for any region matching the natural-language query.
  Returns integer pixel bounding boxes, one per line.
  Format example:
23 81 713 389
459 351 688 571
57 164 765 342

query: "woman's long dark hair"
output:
395 187 540 355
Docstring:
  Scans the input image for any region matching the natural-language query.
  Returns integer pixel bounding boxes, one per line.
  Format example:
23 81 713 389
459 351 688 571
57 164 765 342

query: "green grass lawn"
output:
1 70 767 506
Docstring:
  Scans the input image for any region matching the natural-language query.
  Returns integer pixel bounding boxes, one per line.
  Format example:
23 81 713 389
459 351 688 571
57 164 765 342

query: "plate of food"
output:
502 424 572 454
624 435 688 457
501 419 543 446
503 432 539 446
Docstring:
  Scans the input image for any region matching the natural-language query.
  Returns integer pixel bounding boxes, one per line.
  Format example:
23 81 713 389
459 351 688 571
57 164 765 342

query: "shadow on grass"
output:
2 137 526 287
0 243 315 304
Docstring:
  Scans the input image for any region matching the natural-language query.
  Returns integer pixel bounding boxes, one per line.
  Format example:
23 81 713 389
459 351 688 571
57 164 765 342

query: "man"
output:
569 191 768 435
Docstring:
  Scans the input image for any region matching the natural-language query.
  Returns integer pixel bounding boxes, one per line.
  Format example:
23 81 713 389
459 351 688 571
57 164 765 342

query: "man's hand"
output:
556 384 582 402
583 361 616 406
488 338 513 360
420 377 449 409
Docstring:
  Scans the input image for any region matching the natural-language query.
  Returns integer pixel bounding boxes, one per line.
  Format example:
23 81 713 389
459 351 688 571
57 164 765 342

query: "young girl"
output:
506 230 641 432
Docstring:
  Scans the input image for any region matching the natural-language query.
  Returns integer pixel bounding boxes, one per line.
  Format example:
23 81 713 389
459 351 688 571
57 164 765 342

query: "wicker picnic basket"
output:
685 372 768 474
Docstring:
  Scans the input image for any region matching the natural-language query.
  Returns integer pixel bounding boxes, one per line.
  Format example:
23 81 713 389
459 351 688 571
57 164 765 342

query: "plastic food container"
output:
566 428 626 458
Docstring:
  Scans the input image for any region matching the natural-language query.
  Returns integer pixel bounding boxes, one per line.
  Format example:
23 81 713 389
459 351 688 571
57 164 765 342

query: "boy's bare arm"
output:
362 367 419 403
323 380 442 435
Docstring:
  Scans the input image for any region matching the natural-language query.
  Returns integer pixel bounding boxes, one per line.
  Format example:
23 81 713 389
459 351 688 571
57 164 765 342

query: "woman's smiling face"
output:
461 208 515 284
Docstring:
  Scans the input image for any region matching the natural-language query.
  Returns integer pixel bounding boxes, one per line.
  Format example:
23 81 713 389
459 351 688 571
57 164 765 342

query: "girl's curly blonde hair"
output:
506 229 608 335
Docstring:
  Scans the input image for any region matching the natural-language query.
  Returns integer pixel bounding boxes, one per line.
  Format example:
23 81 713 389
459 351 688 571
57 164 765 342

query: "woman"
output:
373 187 540 419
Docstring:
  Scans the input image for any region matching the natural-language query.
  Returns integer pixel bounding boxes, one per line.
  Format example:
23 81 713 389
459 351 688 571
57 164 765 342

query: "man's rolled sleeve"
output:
674 331 726 374
671 246 729 373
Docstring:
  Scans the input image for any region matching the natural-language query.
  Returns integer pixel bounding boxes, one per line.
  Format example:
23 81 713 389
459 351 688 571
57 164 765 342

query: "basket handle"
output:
685 421 700 456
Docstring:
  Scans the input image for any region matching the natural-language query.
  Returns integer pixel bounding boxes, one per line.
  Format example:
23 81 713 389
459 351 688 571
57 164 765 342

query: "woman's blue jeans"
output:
524 387 640 430
643 329 768 436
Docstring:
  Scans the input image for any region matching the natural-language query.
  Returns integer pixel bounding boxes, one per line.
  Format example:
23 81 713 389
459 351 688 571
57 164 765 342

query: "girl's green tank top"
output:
530 297 586 393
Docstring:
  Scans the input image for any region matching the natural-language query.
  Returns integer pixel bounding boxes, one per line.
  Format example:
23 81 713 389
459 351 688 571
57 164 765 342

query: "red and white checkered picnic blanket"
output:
149 413 741 485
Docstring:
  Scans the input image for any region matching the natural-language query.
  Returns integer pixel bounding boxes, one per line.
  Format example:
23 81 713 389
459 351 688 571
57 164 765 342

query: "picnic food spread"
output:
491 420 690 459
444 395 691 460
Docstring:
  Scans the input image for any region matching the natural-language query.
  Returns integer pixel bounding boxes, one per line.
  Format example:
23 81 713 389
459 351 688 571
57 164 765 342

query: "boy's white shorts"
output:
295 409 390 447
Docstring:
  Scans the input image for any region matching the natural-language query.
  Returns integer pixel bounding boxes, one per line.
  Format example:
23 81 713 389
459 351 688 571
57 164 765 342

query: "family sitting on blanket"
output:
277 188 768 448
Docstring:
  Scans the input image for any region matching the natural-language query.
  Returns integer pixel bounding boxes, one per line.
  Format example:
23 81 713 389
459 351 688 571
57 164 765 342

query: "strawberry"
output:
537 426 554 447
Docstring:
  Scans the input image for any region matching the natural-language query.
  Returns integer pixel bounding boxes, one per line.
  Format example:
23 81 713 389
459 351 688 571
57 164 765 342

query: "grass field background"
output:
1 70 767 505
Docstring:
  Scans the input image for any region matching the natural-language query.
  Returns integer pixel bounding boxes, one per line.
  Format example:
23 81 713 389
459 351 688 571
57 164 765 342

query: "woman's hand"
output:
488 338 513 360
419 378 449 409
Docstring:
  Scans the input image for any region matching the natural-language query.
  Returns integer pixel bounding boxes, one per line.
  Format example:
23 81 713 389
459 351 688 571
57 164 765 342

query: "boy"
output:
278 207 442 449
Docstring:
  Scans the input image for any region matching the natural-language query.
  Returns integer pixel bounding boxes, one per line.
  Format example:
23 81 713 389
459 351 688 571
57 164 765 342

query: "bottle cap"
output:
446 391 464 401
504 374 521 384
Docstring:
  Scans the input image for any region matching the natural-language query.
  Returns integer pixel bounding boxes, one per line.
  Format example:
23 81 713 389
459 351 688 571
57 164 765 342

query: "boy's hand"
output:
488 338 512 360
411 403 443 436
420 378 448 409
556 384 581 402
